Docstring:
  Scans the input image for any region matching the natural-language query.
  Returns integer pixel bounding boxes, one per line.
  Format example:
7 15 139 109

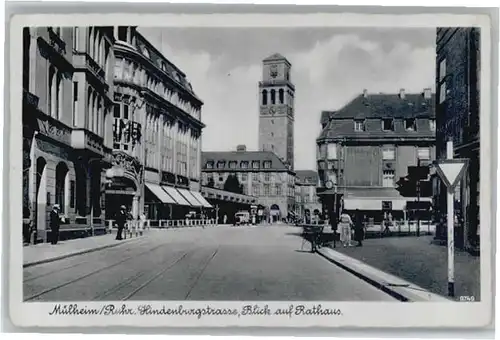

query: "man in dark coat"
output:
50 204 61 245
115 205 128 240
353 209 364 247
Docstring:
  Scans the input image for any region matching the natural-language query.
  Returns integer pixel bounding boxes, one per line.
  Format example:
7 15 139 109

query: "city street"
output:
24 225 396 302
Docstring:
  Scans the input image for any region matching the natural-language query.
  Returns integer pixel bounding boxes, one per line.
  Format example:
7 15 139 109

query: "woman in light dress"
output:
339 212 353 247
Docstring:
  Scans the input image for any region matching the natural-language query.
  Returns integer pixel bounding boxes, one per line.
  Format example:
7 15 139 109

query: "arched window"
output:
48 66 56 116
55 162 69 213
262 90 268 105
271 89 276 105
88 90 93 131
279 89 284 104
56 73 63 120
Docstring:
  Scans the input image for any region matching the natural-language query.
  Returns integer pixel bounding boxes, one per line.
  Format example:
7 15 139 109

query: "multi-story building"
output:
201 145 296 221
435 28 480 252
258 53 295 170
23 26 115 242
316 89 436 221
107 26 210 221
294 170 322 218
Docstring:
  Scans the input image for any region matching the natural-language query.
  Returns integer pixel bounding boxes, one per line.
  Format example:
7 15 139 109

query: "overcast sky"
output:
138 27 436 170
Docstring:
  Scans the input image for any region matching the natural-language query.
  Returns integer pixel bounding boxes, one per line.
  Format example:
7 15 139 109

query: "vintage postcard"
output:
6 10 495 330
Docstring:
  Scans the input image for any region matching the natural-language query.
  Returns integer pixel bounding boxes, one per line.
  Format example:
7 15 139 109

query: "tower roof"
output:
263 53 290 64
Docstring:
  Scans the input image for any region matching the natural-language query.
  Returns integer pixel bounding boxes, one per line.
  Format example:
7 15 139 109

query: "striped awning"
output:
145 183 176 204
191 191 213 208
161 186 191 206
177 188 203 207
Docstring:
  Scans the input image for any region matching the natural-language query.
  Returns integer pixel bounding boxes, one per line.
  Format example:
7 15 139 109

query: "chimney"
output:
236 145 246 152
362 89 368 98
399 88 405 99
423 88 432 99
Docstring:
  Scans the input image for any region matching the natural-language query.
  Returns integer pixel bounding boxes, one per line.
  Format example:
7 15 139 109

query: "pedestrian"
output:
49 204 61 245
139 212 146 236
353 209 364 247
115 205 128 240
223 214 227 225
339 211 353 247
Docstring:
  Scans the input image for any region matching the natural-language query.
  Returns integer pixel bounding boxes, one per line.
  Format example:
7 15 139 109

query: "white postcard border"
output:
8 12 494 329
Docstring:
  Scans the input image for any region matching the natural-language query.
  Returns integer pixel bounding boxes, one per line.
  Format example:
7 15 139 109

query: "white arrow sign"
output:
435 159 469 191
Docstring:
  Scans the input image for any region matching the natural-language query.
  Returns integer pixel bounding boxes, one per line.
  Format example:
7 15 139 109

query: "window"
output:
241 173 248 182
264 173 271 182
327 143 337 160
252 173 259 181
383 170 395 187
229 161 237 169
240 161 248 169
279 89 284 104
72 81 78 126
429 119 436 132
73 27 79 50
252 161 259 169
264 184 270 196
270 90 276 105
382 119 394 131
382 146 395 160
253 184 260 196
418 147 431 160
275 184 282 196
405 118 416 131
439 58 447 104
217 161 225 169
263 161 271 169
354 120 365 132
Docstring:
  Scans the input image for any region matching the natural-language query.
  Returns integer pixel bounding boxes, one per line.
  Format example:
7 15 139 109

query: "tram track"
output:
24 242 169 301
24 238 151 283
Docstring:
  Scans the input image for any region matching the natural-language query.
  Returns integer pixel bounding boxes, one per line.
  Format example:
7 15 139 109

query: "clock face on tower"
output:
269 65 278 78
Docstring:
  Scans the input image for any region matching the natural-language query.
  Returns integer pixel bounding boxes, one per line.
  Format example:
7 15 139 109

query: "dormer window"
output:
206 161 214 169
241 161 248 169
263 161 271 169
405 118 416 131
229 161 237 169
217 161 226 169
252 161 260 169
382 119 394 131
354 119 365 132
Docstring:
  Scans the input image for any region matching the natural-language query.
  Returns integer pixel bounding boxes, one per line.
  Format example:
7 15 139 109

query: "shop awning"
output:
344 198 432 211
145 183 176 204
191 191 213 208
177 188 203 207
161 186 191 206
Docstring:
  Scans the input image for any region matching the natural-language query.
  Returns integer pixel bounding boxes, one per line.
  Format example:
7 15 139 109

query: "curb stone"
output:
23 237 141 268
316 247 451 302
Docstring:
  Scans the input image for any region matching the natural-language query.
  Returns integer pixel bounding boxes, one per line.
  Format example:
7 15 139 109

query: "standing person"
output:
223 214 227 225
339 211 353 247
49 204 61 245
353 209 364 247
139 212 146 236
115 205 128 241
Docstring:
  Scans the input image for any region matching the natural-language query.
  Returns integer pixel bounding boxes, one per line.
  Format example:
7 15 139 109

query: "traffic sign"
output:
435 159 469 191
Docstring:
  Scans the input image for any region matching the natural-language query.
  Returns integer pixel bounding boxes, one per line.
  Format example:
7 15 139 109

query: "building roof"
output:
201 151 291 171
330 92 435 120
295 170 319 185
317 91 436 141
263 53 290 64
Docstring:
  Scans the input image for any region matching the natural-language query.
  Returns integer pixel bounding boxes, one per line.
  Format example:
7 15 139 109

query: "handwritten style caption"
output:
49 304 342 319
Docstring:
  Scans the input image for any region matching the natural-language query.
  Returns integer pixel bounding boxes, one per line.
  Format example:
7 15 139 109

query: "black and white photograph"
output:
7 11 494 329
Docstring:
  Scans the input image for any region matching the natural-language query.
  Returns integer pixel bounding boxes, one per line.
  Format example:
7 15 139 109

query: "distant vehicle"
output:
234 211 250 226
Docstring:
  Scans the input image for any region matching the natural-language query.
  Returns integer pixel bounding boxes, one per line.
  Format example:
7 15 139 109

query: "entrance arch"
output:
270 204 280 222
35 157 47 238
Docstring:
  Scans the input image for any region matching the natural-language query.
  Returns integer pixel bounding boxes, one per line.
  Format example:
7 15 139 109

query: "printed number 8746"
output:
459 296 476 302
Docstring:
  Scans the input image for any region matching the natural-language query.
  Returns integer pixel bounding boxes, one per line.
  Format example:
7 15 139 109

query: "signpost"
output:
435 140 469 297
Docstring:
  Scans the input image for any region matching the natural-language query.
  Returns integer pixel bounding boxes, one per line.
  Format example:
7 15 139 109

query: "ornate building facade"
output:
294 170 322 218
23 26 115 242
107 27 209 221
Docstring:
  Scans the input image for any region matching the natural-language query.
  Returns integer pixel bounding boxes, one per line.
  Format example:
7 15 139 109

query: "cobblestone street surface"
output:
330 236 480 301
24 225 396 302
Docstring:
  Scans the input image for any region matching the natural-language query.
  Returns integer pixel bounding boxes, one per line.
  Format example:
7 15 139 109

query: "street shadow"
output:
294 249 314 254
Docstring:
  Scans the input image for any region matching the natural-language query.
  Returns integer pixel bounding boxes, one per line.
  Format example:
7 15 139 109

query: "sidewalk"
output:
325 236 480 301
23 232 143 268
